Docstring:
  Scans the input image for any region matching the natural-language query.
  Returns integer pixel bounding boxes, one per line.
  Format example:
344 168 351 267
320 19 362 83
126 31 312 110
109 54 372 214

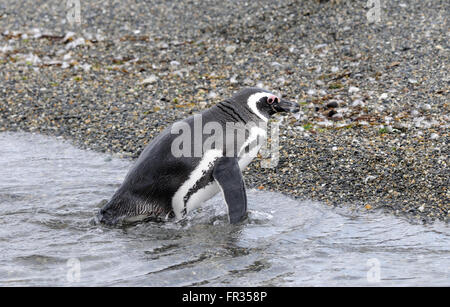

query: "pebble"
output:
379 93 389 100
307 89 316 96
225 45 237 54
429 133 439 140
348 86 360 94
141 75 158 85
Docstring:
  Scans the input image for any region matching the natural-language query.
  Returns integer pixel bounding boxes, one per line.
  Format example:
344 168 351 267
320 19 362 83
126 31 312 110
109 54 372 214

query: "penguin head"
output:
232 88 300 122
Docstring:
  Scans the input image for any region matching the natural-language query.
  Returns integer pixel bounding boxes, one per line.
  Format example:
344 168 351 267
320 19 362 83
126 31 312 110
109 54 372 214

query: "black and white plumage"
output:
97 87 299 225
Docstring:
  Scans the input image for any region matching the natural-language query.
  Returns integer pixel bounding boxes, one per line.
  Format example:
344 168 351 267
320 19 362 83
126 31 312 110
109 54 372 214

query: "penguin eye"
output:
267 96 277 104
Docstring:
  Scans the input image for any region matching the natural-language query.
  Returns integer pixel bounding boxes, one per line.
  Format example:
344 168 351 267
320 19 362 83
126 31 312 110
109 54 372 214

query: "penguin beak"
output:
275 98 300 113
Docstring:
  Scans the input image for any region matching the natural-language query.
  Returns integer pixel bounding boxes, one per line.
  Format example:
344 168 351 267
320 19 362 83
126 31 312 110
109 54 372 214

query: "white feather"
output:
247 92 270 122
172 149 222 219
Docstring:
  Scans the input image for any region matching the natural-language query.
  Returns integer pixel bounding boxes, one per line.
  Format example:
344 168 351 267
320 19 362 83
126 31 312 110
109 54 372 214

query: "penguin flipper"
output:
212 157 247 224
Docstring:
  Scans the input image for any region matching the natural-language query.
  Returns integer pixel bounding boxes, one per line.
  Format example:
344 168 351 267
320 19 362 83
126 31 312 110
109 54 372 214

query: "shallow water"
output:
0 132 448 286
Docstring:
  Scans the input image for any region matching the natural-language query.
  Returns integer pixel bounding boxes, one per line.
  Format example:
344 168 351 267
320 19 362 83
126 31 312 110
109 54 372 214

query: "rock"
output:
243 78 253 85
327 109 337 117
315 80 325 86
65 37 85 50
364 176 377 184
379 93 388 100
80 63 91 72
352 99 363 107
230 75 238 84
430 133 439 140
63 31 76 43
326 101 338 109
314 43 327 50
271 61 282 68
307 89 316 96
30 28 42 39
348 86 360 94
141 75 158 85
225 45 237 54
319 89 327 96
421 103 431 111
24 53 41 66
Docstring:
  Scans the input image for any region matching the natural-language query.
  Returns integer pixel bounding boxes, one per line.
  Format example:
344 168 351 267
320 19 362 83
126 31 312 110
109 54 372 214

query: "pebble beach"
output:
0 0 448 222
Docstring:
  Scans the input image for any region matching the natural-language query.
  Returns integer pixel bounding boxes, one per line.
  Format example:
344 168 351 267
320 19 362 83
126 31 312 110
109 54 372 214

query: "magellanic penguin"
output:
98 87 299 225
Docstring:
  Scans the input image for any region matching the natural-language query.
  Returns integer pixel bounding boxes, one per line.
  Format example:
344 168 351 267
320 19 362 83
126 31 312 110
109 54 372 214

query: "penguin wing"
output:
212 157 247 224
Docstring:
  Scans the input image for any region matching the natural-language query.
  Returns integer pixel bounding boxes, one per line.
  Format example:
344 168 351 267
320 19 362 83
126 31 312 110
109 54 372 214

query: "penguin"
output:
97 87 299 225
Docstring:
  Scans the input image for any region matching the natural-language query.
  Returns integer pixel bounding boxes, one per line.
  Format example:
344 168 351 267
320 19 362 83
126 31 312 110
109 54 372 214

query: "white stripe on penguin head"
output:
246 92 271 122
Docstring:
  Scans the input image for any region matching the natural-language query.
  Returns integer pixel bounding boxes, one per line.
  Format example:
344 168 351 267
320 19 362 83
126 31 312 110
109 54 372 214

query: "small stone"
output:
318 89 327 96
314 43 327 50
30 28 42 39
243 78 253 85
352 99 363 107
421 104 431 111
157 42 169 49
271 61 282 68
348 86 360 94
364 176 377 184
307 89 316 96
379 93 388 100
327 109 337 117
24 53 41 65
225 45 237 54
63 31 76 43
141 75 158 85
80 63 91 72
65 37 85 50
418 205 425 212
326 101 338 109
430 133 439 140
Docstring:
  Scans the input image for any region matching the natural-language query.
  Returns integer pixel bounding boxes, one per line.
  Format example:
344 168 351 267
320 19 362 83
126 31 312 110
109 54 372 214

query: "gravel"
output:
0 0 448 223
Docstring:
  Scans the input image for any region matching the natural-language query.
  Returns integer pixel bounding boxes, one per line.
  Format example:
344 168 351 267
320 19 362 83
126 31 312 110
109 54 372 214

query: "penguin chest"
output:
170 127 267 220
171 149 222 219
